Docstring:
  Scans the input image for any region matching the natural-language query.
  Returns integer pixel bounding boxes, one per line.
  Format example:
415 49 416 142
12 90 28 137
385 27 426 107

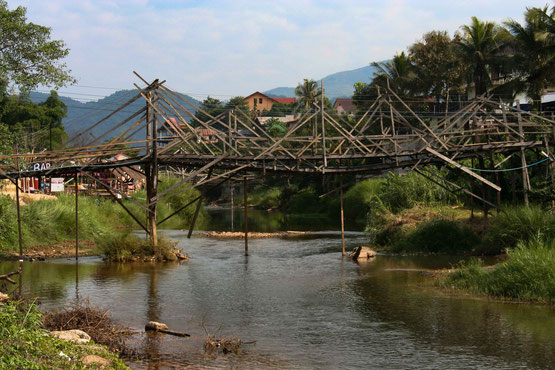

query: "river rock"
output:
350 246 377 261
0 292 9 302
145 321 169 331
82 354 110 367
51 329 91 344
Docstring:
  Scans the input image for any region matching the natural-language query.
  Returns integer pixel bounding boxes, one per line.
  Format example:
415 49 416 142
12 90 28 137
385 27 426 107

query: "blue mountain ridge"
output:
264 63 382 100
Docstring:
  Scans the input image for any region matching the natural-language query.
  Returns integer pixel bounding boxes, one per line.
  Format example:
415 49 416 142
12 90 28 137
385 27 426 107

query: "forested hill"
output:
29 90 199 141
264 63 382 100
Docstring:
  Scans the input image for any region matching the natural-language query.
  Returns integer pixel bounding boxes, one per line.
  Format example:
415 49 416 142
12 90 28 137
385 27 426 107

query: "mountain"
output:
30 90 199 143
264 63 382 101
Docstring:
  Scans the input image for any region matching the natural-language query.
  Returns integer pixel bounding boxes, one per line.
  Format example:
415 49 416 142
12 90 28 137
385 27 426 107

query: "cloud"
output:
9 0 549 99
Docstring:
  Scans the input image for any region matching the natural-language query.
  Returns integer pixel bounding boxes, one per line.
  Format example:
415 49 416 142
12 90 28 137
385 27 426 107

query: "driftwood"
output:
145 321 190 337
0 267 21 284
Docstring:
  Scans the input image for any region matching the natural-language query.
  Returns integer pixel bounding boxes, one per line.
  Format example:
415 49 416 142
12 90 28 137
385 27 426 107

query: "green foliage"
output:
393 219 481 253
295 79 321 110
0 194 18 252
249 185 281 209
343 178 384 221
0 90 68 152
266 118 286 137
378 170 455 213
484 205 555 251
97 234 179 262
0 1 75 92
194 96 224 123
0 300 127 368
444 238 555 303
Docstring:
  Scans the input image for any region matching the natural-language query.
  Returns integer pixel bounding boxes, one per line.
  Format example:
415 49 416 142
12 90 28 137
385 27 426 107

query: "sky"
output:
10 0 552 101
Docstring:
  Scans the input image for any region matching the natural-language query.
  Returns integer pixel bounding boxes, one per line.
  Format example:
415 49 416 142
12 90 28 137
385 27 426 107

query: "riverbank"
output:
0 175 202 259
0 299 128 369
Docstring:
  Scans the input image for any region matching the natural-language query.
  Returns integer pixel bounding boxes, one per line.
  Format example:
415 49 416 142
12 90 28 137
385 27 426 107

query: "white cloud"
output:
10 0 550 99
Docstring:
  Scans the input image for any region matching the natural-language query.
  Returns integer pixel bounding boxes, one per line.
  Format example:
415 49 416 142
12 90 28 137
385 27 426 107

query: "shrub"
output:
393 219 481 253
0 300 127 368
484 205 555 251
444 238 555 303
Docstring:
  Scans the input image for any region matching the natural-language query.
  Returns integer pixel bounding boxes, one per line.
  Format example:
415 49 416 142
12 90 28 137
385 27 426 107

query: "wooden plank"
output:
424 147 502 192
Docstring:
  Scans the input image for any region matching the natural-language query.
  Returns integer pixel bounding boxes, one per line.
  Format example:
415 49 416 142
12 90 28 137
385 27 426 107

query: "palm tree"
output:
371 52 416 96
295 79 321 111
505 6 555 111
457 17 511 97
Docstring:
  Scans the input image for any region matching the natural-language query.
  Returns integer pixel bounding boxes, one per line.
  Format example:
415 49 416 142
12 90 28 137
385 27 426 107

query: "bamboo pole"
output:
75 174 79 260
340 175 345 256
244 177 248 256
517 101 530 207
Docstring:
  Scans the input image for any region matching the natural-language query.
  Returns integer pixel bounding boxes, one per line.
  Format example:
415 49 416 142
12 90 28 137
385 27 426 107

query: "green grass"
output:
483 205 555 251
392 219 481 254
97 234 181 262
0 300 127 369
443 238 555 303
0 175 202 253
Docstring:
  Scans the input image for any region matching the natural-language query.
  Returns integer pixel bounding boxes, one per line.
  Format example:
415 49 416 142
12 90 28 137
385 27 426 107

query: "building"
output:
333 98 357 115
243 92 296 115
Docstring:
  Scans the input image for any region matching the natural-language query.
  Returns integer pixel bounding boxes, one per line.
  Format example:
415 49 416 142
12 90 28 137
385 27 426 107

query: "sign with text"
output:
51 178 65 192
31 162 51 171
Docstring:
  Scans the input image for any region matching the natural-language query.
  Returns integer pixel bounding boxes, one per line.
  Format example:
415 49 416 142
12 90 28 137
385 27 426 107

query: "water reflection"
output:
1 231 554 369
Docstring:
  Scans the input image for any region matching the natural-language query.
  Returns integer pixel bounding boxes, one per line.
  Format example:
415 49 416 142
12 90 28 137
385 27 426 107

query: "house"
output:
333 98 357 115
243 92 296 115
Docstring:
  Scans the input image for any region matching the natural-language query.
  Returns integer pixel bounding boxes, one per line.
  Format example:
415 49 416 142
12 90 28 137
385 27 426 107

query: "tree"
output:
456 17 512 97
225 96 249 113
505 6 555 110
194 96 224 123
295 79 321 111
266 118 286 137
371 52 416 96
0 90 67 152
0 0 75 92
408 31 465 102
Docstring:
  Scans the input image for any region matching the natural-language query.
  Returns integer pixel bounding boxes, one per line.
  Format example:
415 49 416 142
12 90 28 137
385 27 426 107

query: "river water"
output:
1 209 555 369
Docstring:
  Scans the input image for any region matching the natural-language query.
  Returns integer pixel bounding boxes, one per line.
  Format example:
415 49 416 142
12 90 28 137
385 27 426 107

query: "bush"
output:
378 170 456 213
249 186 281 209
343 178 384 221
393 219 481 253
444 238 555 303
484 205 555 251
97 233 180 262
0 300 127 368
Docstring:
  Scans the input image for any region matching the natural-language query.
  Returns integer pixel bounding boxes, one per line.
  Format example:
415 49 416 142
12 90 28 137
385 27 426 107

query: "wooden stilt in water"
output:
14 146 23 296
340 175 346 256
244 177 248 256
230 183 234 232
75 174 79 260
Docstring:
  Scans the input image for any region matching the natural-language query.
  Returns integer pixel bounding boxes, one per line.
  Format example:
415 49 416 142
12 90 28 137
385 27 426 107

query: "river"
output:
1 209 555 369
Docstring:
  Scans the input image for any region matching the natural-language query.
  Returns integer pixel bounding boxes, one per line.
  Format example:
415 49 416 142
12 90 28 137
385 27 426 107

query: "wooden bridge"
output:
1 73 554 256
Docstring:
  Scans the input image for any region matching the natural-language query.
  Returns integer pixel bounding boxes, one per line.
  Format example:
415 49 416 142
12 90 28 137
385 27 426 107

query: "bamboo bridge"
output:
1 73 554 257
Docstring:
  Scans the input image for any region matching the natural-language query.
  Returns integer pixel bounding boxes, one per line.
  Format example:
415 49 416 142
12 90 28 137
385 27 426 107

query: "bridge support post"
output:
244 176 248 256
146 88 158 248
75 174 79 260
340 175 346 256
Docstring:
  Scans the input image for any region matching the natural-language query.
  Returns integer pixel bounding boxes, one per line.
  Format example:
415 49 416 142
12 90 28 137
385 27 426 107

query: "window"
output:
259 98 263 104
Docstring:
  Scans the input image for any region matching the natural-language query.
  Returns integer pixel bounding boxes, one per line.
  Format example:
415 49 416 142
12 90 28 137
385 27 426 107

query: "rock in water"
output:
145 321 169 331
350 246 377 261
50 329 91 344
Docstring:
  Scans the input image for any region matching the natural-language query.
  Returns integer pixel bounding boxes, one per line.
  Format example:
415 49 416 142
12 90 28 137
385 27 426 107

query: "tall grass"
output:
484 205 555 251
444 238 555 303
0 175 202 253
